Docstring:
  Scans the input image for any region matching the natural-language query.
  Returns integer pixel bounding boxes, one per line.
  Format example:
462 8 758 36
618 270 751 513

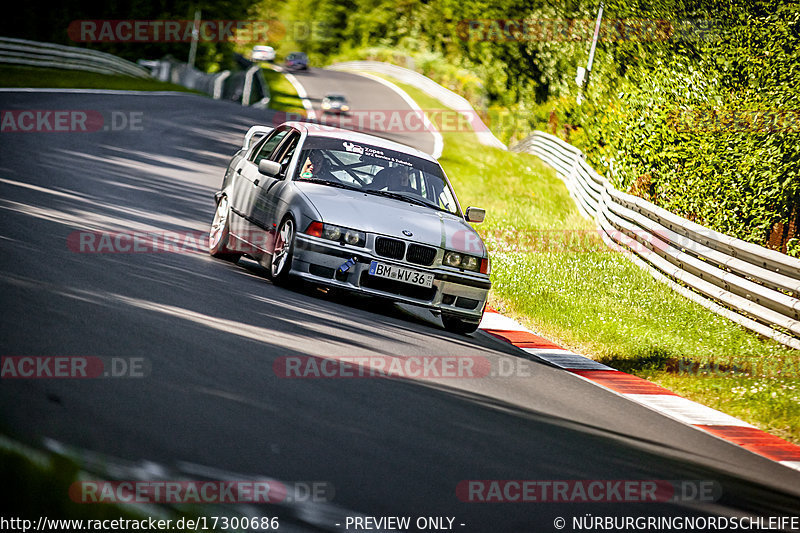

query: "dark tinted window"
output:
251 129 289 165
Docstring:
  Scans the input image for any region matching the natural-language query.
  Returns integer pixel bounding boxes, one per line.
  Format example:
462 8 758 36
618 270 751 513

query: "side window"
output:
251 129 289 165
271 133 300 177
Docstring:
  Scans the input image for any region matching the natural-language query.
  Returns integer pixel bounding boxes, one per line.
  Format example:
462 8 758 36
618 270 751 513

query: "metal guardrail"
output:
139 58 268 107
513 131 800 350
1 37 269 107
0 37 150 78
328 61 507 151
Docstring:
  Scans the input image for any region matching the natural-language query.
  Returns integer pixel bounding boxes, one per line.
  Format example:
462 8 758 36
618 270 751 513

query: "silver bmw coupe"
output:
210 122 491 334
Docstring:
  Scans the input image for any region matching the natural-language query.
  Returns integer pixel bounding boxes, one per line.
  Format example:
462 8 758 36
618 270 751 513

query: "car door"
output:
231 128 290 247
249 131 302 251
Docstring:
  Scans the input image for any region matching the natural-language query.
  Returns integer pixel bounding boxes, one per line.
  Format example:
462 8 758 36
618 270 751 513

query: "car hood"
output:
296 182 486 256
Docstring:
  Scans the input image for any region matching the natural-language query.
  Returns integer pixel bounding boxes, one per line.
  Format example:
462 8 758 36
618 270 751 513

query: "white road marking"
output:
625 394 756 427
780 461 800 472
478 312 530 332
282 72 317 120
523 348 614 370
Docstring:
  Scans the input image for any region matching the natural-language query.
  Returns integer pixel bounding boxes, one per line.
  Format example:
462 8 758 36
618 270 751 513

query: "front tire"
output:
270 217 296 284
209 197 241 262
442 314 481 335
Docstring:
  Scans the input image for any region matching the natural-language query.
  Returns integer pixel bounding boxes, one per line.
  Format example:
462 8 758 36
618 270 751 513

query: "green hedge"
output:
274 0 799 254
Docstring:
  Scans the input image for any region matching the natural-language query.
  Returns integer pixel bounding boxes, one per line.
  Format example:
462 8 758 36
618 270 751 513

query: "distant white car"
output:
321 94 350 115
251 45 275 62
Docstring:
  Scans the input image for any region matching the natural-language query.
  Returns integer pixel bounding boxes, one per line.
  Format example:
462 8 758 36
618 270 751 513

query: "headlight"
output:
462 256 479 270
443 251 483 272
307 222 365 247
323 225 341 240
341 105 350 111
344 230 362 245
322 102 331 109
444 252 462 267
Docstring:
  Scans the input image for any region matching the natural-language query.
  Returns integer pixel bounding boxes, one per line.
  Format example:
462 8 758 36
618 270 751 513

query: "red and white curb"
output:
478 308 800 473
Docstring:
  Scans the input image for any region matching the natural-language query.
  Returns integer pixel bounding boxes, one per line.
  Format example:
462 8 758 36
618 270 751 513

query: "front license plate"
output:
369 261 435 288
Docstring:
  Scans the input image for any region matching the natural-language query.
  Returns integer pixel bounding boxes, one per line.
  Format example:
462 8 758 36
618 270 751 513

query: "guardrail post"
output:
241 66 259 106
213 71 230 100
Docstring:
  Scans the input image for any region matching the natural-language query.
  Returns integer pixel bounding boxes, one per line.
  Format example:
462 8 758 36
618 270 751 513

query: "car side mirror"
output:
258 159 281 177
465 206 486 223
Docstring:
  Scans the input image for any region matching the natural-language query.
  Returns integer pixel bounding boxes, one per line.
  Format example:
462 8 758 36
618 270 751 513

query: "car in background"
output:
321 94 350 115
209 122 491 334
251 45 275 62
284 52 308 71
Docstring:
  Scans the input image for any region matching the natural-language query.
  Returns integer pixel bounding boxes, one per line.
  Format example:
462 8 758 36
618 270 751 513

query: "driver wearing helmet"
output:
300 150 336 181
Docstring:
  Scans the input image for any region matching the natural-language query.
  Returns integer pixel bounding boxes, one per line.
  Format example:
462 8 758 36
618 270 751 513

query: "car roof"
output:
279 121 437 163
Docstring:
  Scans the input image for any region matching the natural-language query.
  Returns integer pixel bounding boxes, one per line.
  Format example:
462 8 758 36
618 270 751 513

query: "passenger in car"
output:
371 166 414 194
386 166 415 194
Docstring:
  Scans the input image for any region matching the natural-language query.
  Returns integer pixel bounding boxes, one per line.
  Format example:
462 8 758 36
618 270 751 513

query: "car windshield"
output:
294 139 459 215
326 95 346 102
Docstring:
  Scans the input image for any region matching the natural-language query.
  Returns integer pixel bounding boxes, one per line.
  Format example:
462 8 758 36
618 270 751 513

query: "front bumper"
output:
292 234 490 321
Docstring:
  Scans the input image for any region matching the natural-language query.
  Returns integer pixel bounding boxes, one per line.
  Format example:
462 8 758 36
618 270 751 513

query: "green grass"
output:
381 76 800 444
261 67 306 116
0 65 198 92
0 435 200 528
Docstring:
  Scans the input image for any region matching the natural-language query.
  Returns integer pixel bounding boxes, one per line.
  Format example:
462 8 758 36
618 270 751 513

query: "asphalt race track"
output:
1 88 799 531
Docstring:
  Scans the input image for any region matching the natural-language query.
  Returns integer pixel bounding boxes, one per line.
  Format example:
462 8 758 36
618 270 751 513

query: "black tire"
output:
270 217 296 284
209 197 241 263
442 314 481 335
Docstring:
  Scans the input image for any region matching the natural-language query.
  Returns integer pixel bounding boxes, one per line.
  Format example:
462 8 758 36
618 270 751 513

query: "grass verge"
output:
0 65 197 92
378 75 800 444
0 435 197 528
260 67 306 116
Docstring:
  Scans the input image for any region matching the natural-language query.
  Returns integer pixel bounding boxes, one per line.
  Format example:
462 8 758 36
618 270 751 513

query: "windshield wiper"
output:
364 189 443 211
296 177 360 191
